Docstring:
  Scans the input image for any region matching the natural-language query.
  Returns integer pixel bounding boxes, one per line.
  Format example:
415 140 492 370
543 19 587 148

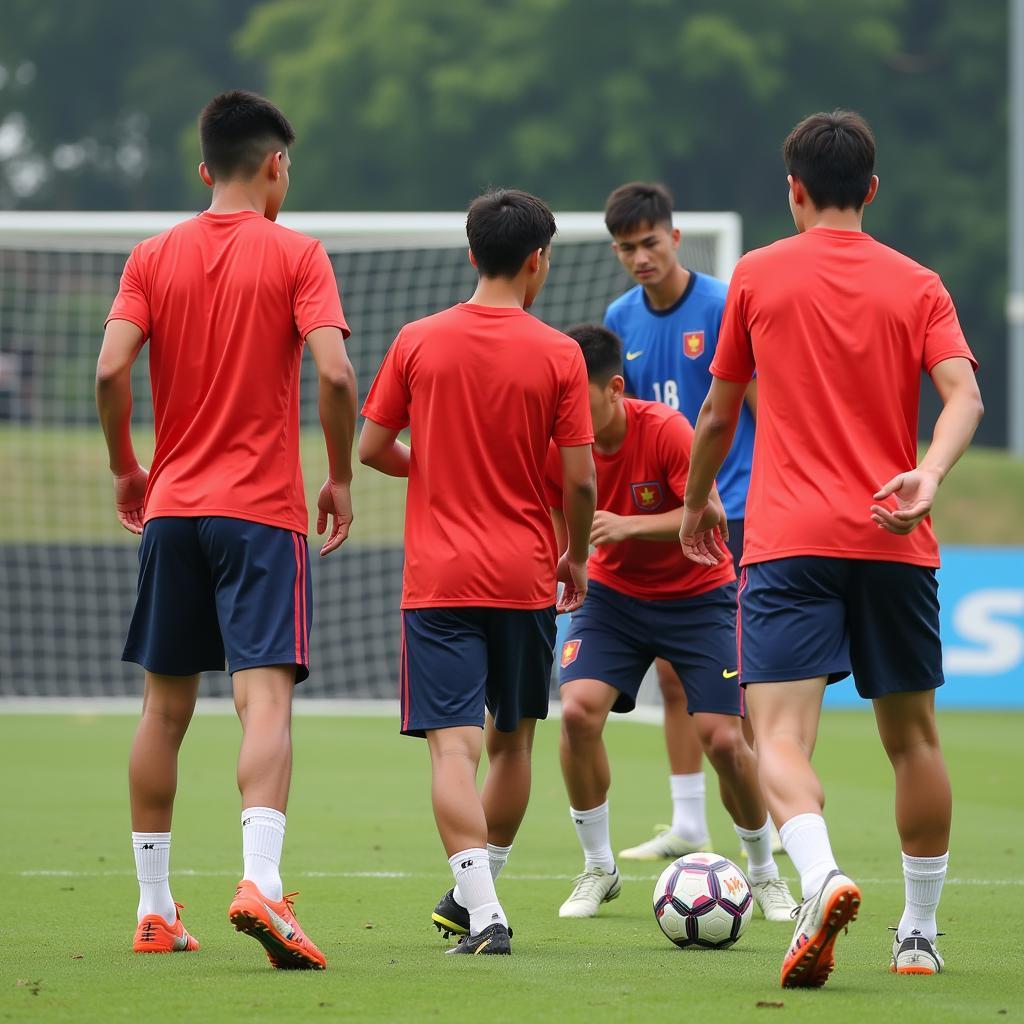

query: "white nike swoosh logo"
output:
264 902 295 939
625 350 644 360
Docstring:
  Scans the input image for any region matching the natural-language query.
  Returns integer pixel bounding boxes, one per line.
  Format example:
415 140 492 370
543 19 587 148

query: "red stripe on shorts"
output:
299 536 309 666
736 568 748 705
291 534 303 666
400 612 410 732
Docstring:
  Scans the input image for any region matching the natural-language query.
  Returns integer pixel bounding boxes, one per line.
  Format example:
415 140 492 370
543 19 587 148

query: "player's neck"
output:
467 277 528 309
207 182 269 217
643 264 690 311
801 207 865 232
594 402 628 455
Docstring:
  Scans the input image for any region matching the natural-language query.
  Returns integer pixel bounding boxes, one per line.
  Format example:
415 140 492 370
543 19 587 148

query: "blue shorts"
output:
726 518 744 574
400 606 556 737
123 516 312 682
558 580 742 717
738 557 943 699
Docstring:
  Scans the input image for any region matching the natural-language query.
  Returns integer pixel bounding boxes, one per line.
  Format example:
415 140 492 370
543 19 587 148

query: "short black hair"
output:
465 189 557 278
604 182 673 237
199 90 295 181
783 109 876 211
565 323 623 384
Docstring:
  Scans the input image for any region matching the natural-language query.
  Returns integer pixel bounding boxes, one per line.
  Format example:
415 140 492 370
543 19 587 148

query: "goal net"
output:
0 210 741 700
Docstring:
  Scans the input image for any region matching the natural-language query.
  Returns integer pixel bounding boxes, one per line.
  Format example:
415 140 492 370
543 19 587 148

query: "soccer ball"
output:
653 852 753 949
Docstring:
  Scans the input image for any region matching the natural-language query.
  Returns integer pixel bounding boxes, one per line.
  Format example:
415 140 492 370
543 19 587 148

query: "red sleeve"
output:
656 412 695 501
709 260 755 383
922 278 978 373
105 246 150 337
553 346 595 445
294 242 350 340
544 441 564 508
361 332 411 429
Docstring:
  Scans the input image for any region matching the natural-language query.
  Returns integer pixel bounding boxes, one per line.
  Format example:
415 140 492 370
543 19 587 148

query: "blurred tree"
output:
0 0 264 210
0 0 1008 439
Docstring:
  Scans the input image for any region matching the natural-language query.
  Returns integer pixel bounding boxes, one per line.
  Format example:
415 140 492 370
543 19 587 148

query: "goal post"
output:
0 210 742 700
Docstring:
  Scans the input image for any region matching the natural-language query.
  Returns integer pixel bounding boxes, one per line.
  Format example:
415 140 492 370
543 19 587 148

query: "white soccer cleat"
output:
618 825 711 861
558 867 622 918
891 929 944 975
751 877 799 921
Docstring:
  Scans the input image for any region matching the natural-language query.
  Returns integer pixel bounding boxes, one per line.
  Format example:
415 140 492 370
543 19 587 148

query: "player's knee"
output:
699 720 744 768
560 697 603 742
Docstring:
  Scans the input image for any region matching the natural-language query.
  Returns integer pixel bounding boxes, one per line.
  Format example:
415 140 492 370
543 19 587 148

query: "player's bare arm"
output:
744 379 758 420
557 443 597 613
358 418 411 478
871 356 983 535
307 325 357 555
96 318 147 535
593 484 726 545
681 378 746 564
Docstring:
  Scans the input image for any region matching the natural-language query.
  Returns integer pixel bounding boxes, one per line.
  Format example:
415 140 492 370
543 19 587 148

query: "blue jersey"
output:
604 272 755 520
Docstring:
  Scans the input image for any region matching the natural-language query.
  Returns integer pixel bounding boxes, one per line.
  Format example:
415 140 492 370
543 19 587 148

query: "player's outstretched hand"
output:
871 468 940 535
679 495 729 566
556 553 588 613
316 477 354 556
113 465 148 535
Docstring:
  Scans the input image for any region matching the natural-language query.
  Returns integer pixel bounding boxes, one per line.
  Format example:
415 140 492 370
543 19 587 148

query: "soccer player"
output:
358 189 596 956
550 324 795 923
96 91 356 969
601 182 766 862
680 110 983 986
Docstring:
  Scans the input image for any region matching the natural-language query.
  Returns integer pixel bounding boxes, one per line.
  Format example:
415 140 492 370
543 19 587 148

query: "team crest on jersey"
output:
561 639 582 668
631 481 664 512
683 330 705 360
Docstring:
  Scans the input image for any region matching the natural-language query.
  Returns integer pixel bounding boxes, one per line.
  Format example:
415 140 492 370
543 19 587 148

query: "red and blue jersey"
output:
604 271 755 522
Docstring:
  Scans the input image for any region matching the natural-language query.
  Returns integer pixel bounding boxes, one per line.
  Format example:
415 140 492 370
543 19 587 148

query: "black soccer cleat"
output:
432 888 470 939
445 922 511 956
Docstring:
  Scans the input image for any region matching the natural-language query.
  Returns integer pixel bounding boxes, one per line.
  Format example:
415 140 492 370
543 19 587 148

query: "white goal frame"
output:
0 210 742 280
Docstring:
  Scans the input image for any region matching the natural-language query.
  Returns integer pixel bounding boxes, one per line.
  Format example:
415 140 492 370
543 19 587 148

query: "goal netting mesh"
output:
0 211 740 699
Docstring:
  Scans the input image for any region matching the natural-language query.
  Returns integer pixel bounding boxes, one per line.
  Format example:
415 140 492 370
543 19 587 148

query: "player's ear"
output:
609 374 626 400
269 150 284 180
862 175 879 207
787 174 803 206
671 227 681 249
467 248 478 270
198 162 214 189
526 248 541 274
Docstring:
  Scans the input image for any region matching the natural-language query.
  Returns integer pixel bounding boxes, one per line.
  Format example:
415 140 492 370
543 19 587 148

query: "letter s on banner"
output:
944 589 1024 675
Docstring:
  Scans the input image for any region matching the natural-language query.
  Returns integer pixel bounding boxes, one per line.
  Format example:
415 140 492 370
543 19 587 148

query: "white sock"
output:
241 806 285 902
779 813 840 900
670 773 710 842
132 832 175 925
734 818 779 883
450 849 506 934
454 842 513 907
899 851 948 942
571 802 615 873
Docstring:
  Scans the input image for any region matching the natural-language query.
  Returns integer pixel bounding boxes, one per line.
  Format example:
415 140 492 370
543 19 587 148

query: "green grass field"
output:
1 711 1020 1023
4 426 1024 545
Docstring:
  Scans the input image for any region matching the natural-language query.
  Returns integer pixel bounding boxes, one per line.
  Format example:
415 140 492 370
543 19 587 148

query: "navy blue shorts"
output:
399 606 556 737
738 557 943 699
558 580 742 717
726 518 744 574
123 516 312 682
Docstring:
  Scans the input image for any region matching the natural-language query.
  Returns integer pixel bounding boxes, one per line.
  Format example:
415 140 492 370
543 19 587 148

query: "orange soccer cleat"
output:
780 870 861 989
133 903 200 954
228 880 326 970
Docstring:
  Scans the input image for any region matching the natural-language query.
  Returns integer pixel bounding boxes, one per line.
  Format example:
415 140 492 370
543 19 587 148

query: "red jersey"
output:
106 211 348 534
711 226 977 568
546 399 734 600
362 303 593 609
